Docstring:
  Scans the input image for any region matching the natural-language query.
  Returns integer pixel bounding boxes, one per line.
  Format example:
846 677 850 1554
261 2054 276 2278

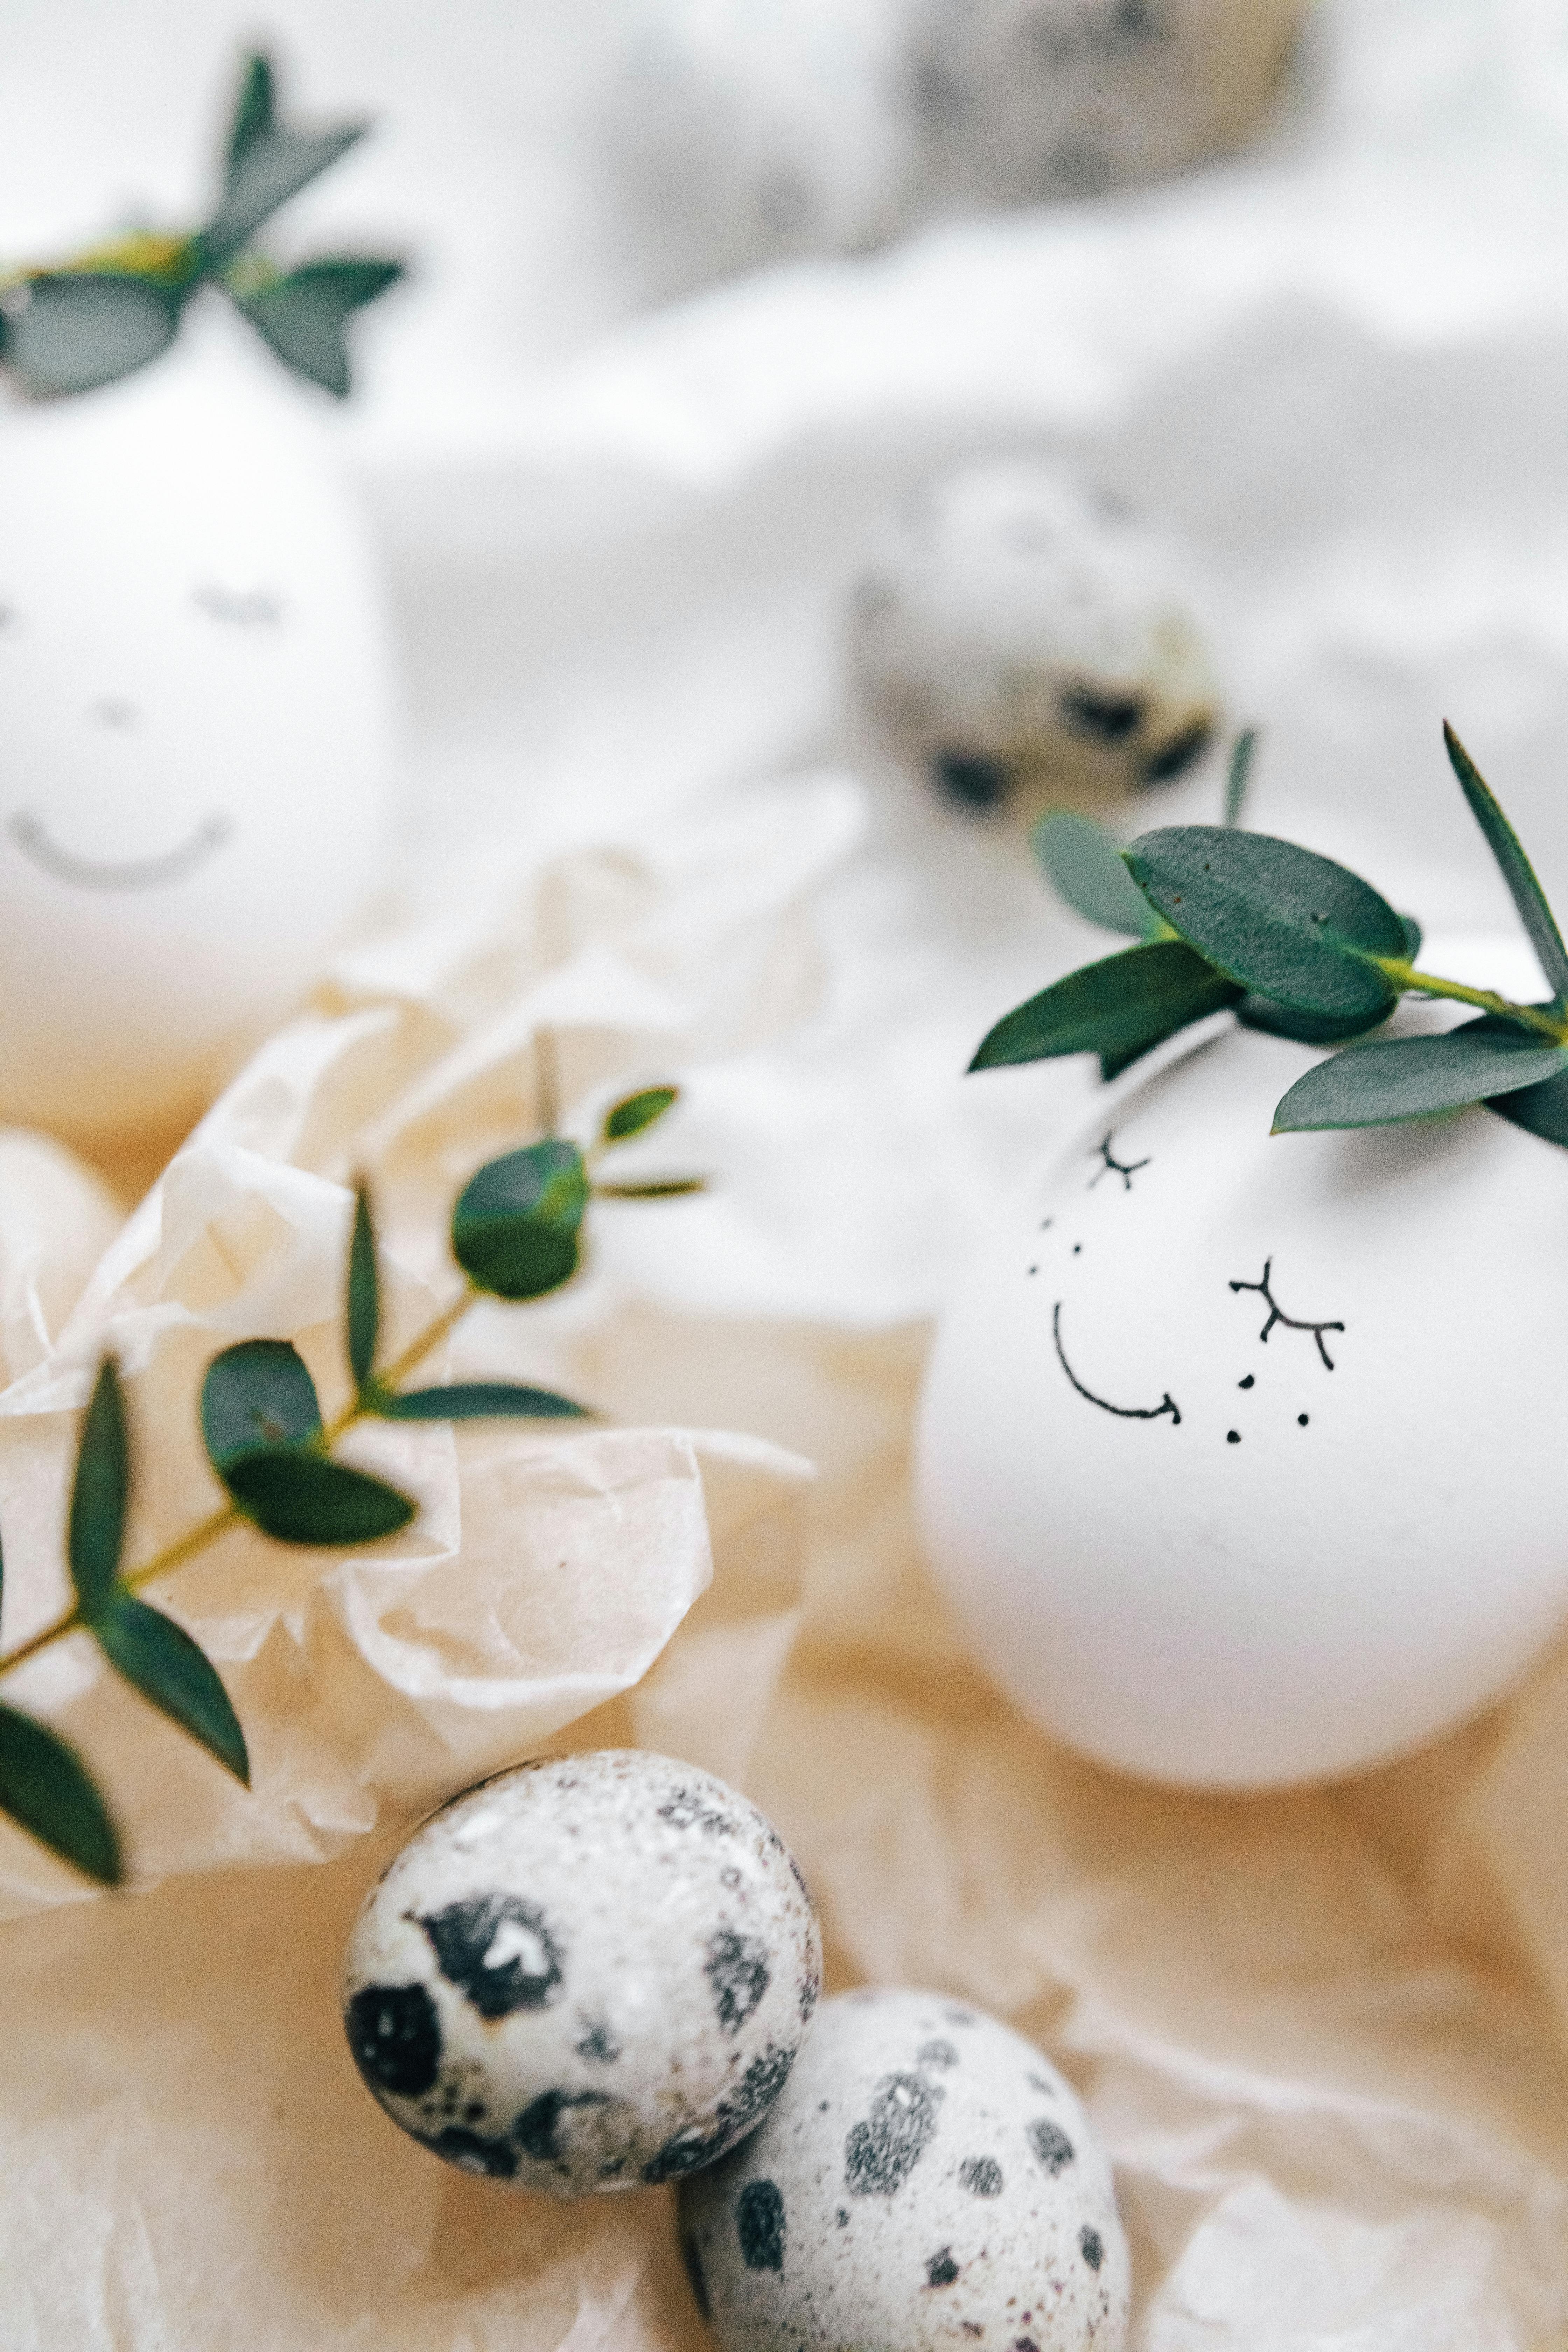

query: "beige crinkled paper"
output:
2 773 1568 2348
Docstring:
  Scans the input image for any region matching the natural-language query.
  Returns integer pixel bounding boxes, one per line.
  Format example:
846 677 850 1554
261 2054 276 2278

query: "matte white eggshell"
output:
0 339 396 1142
917 976 1568 1787
849 461 1219 817
342 1751 822 2194
679 1985 1129 2352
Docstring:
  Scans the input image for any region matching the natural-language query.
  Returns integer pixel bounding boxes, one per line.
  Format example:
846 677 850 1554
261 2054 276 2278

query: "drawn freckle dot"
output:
1072 1244 1081 1255
1226 1430 1240 1444
1237 1375 1254 1390
1298 1413 1309 1427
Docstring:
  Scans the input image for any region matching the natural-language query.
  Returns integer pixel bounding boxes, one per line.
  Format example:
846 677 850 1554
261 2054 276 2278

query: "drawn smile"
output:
8 810 234 891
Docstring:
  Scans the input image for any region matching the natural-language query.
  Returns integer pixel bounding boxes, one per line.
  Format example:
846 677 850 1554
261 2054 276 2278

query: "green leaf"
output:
222 1451 414 1546
1236 998 1385 1045
970 940 1241 1073
602 1086 679 1143
1033 812 1163 938
69 1360 128 1619
593 1178 706 1198
1443 722 1568 1006
202 1340 322 1474
347 1186 379 1392
236 258 402 398
1400 914 1423 963
1486 1065 1568 1146
451 1140 590 1301
0 1702 121 1884
4 273 182 395
1124 826 1406 1021
374 1381 589 1422
1223 728 1258 829
94 1594 248 1784
1272 1027 1568 1134
204 52 370 262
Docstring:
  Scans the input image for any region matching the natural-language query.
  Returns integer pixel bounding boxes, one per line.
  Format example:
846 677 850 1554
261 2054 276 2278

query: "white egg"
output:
848 461 1220 819
910 0 1312 206
0 337 397 1144
594 0 916 294
342 1751 822 2195
917 958 1568 1787
678 1985 1129 2352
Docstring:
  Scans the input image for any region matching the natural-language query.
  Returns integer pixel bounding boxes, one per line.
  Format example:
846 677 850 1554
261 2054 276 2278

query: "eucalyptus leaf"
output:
376 1382 588 1422
1487 1066 1568 1146
1400 914 1423 962
69 1360 128 1618
1272 1027 1568 1134
237 259 403 398
1443 722 1568 1005
347 1186 379 1392
0 1702 121 1884
593 1178 706 1198
1124 826 1406 1020
1236 998 1385 1046
225 50 275 174
202 1340 322 1475
204 52 369 261
222 1451 414 1546
1033 812 1162 938
970 940 1241 1072
5 273 182 395
602 1086 678 1143
1223 728 1257 830
94 1594 248 1784
451 1140 590 1301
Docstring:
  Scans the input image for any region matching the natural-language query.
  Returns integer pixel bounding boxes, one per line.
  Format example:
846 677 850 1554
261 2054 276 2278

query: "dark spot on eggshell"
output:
799 1970 820 2024
658 1788 737 1835
643 2045 796 2183
1142 718 1213 784
925 2247 960 2287
417 2122 519 2178
736 2179 786 2272
1058 683 1146 743
959 2155 1004 2196
1014 2338 1041 2352
514 2087 611 2165
1028 2118 1076 2174
919 2039 960 2068
1080 2225 1104 2270
836 2208 850 2227
345 1982 442 2099
575 2019 620 2063
418 1893 563 2019
681 2232 712 2318
846 2071 944 2196
706 1928 770 2035
933 749 1012 809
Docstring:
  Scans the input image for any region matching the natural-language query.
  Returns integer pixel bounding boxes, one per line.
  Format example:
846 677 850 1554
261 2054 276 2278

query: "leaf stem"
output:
0 1287 477 1688
1378 959 1568 1043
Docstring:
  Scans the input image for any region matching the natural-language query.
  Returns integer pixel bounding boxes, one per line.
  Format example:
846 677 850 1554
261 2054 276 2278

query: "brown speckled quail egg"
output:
848 460 1219 819
678 1986 1129 2351
342 1751 821 2194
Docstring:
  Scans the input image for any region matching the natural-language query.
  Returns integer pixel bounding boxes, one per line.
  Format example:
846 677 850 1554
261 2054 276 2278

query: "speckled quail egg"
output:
595 0 916 295
917 945 1568 1787
911 0 1312 207
679 1984 1129 2352
848 461 1220 820
342 1751 822 2194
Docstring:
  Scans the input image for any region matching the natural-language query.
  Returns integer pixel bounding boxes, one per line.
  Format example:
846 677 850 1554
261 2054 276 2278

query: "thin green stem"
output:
1377 960 1568 1044
0 1287 477 1687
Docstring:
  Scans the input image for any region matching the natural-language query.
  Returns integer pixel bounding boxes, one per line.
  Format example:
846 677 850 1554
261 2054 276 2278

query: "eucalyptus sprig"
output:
975 722 1568 1150
0 1086 703 1886
0 51 402 399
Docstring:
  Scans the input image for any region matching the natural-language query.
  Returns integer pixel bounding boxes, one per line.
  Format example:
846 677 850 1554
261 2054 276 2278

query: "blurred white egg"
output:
0 334 397 1144
917 943 1568 1787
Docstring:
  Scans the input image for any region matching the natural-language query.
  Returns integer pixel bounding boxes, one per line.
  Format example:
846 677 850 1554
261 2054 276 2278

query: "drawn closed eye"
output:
192 583 285 628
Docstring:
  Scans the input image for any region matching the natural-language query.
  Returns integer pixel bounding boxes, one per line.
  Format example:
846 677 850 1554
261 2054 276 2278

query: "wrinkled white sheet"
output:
3 0 1568 2342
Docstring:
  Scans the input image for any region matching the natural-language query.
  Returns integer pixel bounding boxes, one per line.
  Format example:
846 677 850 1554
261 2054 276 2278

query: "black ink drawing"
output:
1228 1259 1344 1371
1088 1130 1150 1192
1052 1302 1180 1425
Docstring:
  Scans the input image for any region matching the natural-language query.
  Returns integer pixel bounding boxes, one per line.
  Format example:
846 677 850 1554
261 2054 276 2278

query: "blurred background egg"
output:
0 324 398 1148
916 939 1568 1788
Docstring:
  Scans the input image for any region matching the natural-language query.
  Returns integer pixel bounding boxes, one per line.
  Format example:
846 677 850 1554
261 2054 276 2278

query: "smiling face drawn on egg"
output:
1032 1126 1350 1449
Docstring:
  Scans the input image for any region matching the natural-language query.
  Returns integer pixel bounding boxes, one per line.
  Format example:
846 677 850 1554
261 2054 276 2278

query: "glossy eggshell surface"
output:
342 1751 822 2195
678 1986 1129 2352
0 338 396 1141
916 1010 1568 1788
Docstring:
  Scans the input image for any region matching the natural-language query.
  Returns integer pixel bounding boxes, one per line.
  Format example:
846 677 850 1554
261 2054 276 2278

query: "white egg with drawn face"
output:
0 333 397 1144
917 947 1568 1789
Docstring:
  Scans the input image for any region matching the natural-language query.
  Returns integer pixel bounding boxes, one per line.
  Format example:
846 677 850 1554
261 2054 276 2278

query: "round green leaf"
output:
237 259 403 399
202 1340 322 1474
0 1702 121 1885
222 1451 414 1546
5 274 182 396
1272 1027 1568 1134
602 1086 678 1142
1033 813 1161 939
451 1140 589 1301
970 940 1241 1072
1124 827 1406 1021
